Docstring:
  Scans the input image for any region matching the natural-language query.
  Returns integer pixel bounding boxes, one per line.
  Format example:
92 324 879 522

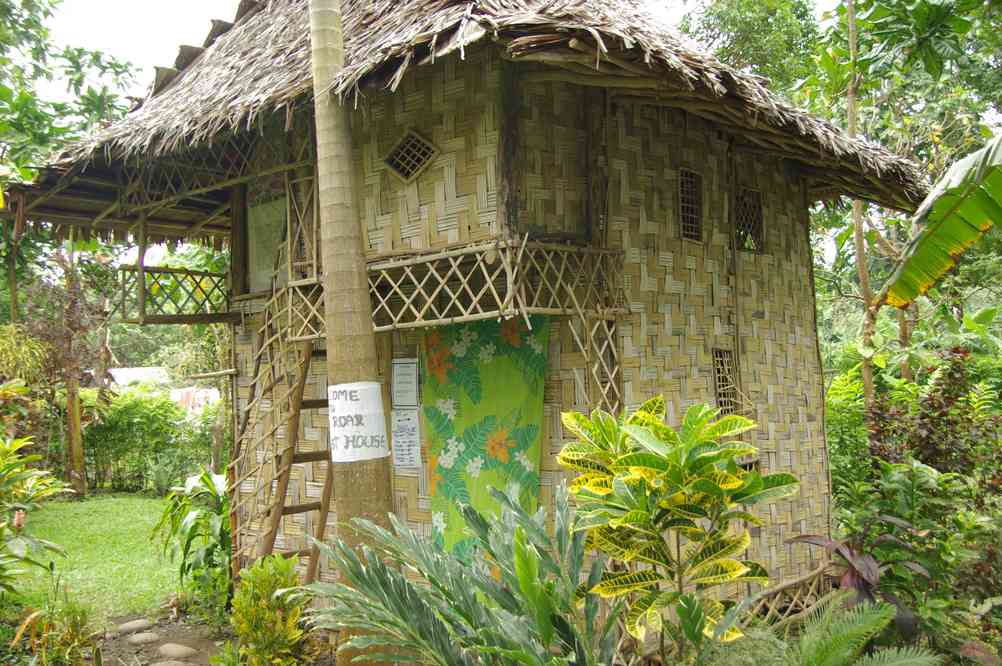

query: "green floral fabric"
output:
420 315 550 557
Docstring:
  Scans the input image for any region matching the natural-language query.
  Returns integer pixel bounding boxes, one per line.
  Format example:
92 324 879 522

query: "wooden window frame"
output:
678 168 704 242
712 348 739 415
734 187 764 253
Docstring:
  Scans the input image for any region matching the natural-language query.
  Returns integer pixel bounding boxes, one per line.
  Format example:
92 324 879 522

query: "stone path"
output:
103 616 218 665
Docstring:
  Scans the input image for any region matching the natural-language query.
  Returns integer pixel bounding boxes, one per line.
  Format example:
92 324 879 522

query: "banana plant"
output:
558 397 800 663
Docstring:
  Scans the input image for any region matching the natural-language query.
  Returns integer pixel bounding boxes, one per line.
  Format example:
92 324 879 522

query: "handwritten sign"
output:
391 408 421 469
328 381 389 463
391 358 419 407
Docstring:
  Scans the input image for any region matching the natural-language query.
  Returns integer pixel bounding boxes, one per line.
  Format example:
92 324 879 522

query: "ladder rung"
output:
301 398 328 410
292 450 329 464
282 501 322 516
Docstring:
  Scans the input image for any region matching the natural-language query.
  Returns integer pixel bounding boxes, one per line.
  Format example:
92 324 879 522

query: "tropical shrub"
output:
230 555 305 666
794 458 995 659
83 386 205 491
826 371 871 499
0 437 65 595
153 470 231 586
0 381 41 440
302 485 620 665
557 397 799 663
0 326 49 386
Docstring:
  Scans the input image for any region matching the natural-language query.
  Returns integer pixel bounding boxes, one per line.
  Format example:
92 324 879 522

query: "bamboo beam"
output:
496 59 520 232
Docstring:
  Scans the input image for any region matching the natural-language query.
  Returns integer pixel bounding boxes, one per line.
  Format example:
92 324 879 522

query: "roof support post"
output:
229 185 248 296
136 217 148 324
307 0 393 598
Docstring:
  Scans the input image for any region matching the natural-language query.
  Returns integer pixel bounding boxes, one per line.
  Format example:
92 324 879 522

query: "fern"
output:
965 381 999 418
787 593 941 666
854 647 942 666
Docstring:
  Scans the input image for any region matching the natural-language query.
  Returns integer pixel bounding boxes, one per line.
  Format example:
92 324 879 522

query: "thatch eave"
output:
35 0 927 215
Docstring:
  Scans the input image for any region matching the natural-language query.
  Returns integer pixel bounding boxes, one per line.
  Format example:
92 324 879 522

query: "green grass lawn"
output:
15 494 176 624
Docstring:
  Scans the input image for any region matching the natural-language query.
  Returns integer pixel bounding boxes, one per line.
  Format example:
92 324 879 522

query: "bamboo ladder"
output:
228 241 333 583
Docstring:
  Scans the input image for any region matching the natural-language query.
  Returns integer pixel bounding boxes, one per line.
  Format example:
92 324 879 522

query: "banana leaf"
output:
881 134 1002 309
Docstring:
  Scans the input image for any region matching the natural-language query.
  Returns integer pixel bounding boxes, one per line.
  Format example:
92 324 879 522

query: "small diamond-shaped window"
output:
385 130 439 183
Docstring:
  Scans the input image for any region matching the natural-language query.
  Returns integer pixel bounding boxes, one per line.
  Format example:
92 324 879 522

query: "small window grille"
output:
712 348 738 415
384 130 438 183
679 169 703 241
735 188 764 252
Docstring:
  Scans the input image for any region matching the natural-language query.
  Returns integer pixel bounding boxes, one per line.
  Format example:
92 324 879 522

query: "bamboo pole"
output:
308 0 393 601
846 0 877 415
65 226 86 497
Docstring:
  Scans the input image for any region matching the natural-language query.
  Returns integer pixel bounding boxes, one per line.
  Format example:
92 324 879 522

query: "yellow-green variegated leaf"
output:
613 452 670 473
632 395 667 421
569 473 614 496
703 414 757 441
561 410 598 445
721 510 763 527
739 560 770 583
609 510 657 534
591 569 663 598
625 590 660 639
686 531 751 574
557 441 608 462
702 599 744 642
713 470 745 490
624 412 681 449
689 558 750 586
559 454 612 475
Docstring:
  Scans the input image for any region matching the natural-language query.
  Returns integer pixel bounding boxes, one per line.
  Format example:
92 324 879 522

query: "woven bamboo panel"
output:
606 102 828 581
354 46 500 256
229 58 828 586
518 78 588 238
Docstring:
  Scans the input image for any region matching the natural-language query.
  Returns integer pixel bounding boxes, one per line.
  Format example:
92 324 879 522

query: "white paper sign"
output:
391 408 421 469
391 358 419 407
328 381 389 462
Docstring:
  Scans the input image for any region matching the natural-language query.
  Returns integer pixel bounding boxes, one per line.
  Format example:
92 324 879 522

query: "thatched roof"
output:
55 0 926 211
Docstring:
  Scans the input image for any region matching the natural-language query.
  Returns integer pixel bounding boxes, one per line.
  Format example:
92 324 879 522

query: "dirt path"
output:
100 615 220 665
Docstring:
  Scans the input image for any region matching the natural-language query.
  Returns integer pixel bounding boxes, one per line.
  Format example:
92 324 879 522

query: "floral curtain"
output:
420 315 550 556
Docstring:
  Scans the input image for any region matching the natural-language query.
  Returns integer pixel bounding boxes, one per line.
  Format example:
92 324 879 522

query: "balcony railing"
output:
118 265 236 325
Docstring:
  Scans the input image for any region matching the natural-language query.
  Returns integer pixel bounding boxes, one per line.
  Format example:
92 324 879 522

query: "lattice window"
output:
735 187 764 252
712 348 738 415
385 130 438 183
678 169 703 241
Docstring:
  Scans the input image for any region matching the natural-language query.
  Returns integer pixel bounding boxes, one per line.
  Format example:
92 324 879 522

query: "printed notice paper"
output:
328 381 389 462
391 358 419 407
391 409 420 469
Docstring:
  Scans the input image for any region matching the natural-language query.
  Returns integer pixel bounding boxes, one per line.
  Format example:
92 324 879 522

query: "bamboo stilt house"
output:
4 0 927 587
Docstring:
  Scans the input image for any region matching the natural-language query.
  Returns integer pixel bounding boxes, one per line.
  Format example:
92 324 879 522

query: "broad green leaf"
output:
882 133 1002 309
622 424 671 456
734 473 799 505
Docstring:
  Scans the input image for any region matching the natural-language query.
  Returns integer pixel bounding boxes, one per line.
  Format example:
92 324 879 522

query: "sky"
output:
45 1 690 98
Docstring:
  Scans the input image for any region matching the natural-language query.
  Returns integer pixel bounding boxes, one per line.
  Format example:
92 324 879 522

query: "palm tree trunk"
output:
309 0 392 555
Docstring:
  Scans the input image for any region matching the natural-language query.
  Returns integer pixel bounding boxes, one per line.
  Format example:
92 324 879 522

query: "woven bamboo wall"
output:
517 78 589 239
604 101 828 581
352 45 500 256
229 52 829 584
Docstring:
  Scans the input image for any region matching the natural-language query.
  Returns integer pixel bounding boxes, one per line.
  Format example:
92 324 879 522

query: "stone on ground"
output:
127 631 160 645
116 618 152 634
158 643 200 659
